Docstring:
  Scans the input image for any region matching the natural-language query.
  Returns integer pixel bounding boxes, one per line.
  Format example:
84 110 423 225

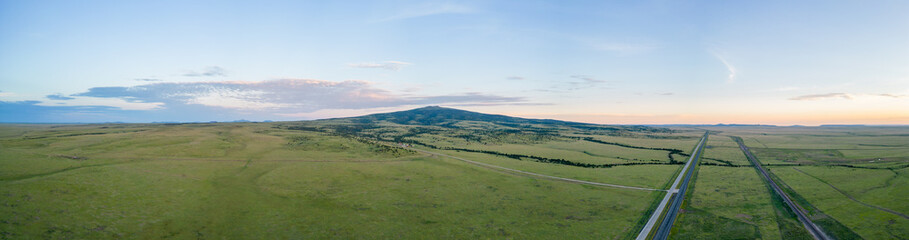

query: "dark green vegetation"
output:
1 107 706 239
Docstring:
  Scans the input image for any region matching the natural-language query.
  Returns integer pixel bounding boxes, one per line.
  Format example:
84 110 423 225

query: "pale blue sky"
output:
2 0 908 124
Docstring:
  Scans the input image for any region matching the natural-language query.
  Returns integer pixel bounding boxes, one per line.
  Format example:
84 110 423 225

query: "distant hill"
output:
345 106 568 125
325 106 664 133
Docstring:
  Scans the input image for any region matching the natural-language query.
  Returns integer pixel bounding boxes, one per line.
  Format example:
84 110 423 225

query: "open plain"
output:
1 108 907 239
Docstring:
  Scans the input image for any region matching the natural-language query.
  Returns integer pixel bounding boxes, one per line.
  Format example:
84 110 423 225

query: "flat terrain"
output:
681 126 909 239
674 166 783 239
0 108 708 239
1 108 907 239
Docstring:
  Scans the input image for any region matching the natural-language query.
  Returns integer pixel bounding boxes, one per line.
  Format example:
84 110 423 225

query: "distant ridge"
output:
339 106 591 126
326 106 663 132
646 124 779 127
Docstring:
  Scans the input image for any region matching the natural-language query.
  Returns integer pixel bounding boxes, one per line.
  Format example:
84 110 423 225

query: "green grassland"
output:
428 149 680 190
706 126 909 165
768 166 909 239
579 133 702 153
3 107 908 239
701 135 751 166
1 108 703 239
693 125 909 239
674 166 783 239
410 137 676 165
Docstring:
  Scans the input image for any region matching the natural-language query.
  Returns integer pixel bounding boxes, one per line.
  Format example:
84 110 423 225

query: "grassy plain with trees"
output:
1 107 907 239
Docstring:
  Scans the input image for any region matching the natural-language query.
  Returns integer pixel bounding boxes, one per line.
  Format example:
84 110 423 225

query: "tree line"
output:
578 137 688 163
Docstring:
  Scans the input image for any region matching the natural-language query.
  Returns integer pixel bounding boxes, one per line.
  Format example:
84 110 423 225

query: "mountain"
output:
345 106 572 125
322 106 665 133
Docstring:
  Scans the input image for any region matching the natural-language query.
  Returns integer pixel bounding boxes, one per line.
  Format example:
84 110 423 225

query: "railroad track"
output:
734 137 831 240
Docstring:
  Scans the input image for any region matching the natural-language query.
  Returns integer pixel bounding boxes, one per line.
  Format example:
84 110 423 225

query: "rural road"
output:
636 132 708 240
386 143 665 192
734 137 832 240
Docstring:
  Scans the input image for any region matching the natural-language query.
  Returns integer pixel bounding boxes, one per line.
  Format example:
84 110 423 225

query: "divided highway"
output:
636 132 708 240
734 137 831 240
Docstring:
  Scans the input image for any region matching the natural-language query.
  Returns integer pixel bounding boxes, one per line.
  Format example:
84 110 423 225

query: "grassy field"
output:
426 149 680 190
693 125 909 239
0 118 692 239
2 109 907 239
701 135 751 166
768 166 909 239
706 126 909 165
673 166 782 239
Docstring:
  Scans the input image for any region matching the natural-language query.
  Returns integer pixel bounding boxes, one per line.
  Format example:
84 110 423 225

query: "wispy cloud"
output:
135 78 161 82
380 3 473 21
74 79 530 112
348 61 412 71
789 93 853 101
0 91 15 98
183 66 227 77
876 93 909 98
37 96 164 110
790 92 909 101
541 75 609 92
592 42 656 54
566 75 607 90
46 93 74 100
711 52 737 83
570 75 605 84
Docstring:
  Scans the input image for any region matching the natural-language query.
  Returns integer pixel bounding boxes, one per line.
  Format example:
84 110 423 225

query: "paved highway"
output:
636 132 708 240
734 137 831 240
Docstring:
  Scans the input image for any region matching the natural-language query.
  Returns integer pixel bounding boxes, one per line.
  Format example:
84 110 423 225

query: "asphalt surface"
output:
735 138 832 240
651 133 707 240
636 133 708 240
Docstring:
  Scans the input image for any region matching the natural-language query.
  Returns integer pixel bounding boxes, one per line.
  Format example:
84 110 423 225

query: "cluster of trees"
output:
443 147 682 168
700 162 750 167
365 142 416 157
285 135 313 147
284 125 321 132
580 137 687 163
281 122 707 169
701 157 742 166
821 163 909 170
22 130 138 140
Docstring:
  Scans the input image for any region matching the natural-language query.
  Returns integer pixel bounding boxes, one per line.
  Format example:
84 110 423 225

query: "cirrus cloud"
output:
789 93 853 101
789 92 909 101
3 79 539 122
183 66 227 77
711 52 737 84
379 3 473 22
74 79 530 113
46 93 75 100
348 61 412 71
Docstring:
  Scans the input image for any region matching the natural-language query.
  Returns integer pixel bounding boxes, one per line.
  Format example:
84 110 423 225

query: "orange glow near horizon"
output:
513 111 909 126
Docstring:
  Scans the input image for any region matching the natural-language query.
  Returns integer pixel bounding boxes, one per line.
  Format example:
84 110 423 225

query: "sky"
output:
1 0 908 125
